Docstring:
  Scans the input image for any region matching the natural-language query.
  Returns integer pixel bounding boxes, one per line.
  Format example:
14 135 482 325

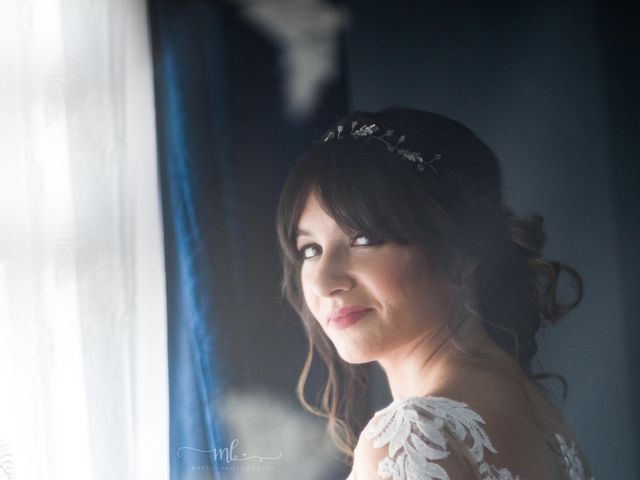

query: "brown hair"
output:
275 107 583 460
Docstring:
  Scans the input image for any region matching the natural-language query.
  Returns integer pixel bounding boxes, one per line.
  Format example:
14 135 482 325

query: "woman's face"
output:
295 192 451 364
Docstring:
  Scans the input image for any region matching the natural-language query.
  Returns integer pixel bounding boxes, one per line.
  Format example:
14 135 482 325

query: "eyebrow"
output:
295 228 311 238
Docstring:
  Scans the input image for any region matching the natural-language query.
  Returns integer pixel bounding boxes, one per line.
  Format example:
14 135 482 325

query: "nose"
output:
307 248 354 298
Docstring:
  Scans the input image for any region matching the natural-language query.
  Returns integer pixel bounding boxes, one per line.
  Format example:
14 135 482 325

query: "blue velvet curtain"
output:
148 1 349 478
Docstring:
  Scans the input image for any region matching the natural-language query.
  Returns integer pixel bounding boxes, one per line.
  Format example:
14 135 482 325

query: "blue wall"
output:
345 1 638 478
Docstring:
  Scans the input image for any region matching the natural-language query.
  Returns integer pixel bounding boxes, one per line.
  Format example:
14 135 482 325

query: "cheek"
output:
299 271 310 303
376 251 440 311
299 270 319 314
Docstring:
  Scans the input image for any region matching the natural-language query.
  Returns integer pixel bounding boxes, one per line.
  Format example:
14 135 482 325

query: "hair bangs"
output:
296 138 435 252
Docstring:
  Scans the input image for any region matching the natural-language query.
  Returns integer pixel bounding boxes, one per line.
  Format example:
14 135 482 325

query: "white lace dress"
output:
345 396 593 480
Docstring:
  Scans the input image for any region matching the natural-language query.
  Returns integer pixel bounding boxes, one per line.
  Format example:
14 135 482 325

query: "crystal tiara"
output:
321 120 442 175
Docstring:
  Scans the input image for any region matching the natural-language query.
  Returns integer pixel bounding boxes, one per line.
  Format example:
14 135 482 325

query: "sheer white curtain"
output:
0 1 168 479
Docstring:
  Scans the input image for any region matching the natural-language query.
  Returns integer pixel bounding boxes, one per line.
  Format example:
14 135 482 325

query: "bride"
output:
275 107 593 479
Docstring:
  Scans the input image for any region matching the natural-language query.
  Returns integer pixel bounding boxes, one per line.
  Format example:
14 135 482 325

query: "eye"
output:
297 233 381 261
351 233 374 246
297 243 321 260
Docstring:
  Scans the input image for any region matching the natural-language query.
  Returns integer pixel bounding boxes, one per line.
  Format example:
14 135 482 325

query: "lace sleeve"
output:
357 396 520 480
351 430 475 480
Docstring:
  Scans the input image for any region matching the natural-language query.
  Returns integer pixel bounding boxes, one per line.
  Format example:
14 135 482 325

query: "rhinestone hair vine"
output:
321 120 442 175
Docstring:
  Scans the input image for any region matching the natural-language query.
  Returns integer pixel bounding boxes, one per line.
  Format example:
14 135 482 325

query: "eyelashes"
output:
296 233 381 261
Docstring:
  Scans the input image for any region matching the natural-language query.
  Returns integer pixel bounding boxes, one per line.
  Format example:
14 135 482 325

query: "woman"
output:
275 107 593 479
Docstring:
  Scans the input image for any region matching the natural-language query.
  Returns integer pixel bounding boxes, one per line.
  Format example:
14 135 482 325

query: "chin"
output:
335 346 378 365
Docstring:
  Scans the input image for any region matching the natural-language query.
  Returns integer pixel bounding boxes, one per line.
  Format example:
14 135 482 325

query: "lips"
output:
328 306 372 330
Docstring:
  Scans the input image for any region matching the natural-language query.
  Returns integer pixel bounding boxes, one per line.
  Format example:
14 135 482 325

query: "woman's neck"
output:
378 315 519 401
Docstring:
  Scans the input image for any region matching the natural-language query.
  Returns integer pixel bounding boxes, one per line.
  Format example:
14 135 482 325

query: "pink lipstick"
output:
328 306 372 330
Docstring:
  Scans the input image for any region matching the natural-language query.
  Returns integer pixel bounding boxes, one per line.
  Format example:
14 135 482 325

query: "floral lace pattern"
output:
555 433 594 480
360 396 592 480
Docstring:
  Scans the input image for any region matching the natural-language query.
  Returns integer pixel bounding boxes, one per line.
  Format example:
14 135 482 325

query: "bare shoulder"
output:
436 354 565 427
432 360 585 478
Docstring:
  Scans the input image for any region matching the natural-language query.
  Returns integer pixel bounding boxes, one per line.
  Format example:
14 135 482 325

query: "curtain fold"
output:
148 0 351 478
149 1 237 477
0 0 168 479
